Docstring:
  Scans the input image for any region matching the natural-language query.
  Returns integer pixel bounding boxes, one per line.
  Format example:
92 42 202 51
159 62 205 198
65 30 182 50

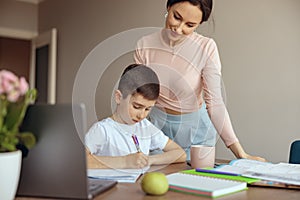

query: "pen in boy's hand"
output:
132 134 141 152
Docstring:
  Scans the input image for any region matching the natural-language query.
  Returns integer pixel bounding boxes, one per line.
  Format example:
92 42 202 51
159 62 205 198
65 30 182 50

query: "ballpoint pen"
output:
132 134 141 152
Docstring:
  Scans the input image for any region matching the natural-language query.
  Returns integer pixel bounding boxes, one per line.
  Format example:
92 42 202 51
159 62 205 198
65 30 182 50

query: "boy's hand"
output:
125 152 149 168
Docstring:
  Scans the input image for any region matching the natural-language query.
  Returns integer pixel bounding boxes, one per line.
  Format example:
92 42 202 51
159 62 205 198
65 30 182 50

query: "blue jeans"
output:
149 103 217 160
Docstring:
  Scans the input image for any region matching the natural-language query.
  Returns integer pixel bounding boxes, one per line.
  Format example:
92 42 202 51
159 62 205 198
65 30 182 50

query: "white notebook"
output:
166 173 247 198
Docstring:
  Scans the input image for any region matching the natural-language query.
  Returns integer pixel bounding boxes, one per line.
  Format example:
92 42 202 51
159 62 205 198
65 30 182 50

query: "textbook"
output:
166 173 247 198
214 159 300 186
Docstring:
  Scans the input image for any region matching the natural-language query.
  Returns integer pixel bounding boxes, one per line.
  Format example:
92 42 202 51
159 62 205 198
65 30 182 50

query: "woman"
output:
134 0 265 161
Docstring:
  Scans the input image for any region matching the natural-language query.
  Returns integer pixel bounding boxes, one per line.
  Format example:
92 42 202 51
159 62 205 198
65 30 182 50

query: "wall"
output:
0 0 38 39
38 0 165 123
0 37 30 78
38 0 300 163
0 0 36 93
209 0 300 163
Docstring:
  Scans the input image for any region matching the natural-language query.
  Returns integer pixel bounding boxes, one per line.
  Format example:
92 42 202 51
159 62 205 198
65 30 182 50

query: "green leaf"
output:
0 134 18 152
5 100 24 131
3 89 37 133
19 132 36 149
1 143 17 151
0 88 37 152
0 96 8 131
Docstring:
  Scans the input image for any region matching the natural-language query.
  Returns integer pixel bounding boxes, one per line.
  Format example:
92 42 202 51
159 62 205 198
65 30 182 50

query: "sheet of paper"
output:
87 166 150 183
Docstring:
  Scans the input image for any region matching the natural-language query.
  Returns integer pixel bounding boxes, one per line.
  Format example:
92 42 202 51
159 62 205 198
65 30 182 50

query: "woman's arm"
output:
86 148 149 169
148 139 186 165
201 40 266 162
229 142 266 161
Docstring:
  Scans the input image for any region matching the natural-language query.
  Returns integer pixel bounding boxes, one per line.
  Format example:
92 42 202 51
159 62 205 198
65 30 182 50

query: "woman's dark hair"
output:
118 64 160 100
166 0 213 24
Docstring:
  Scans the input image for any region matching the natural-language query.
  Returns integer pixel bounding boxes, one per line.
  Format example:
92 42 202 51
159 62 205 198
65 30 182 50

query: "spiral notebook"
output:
166 173 247 198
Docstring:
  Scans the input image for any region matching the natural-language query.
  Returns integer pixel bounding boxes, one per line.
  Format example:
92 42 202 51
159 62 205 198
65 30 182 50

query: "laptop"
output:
16 104 117 199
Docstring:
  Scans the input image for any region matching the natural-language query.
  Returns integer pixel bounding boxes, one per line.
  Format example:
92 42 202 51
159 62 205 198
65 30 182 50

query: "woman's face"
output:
165 1 203 36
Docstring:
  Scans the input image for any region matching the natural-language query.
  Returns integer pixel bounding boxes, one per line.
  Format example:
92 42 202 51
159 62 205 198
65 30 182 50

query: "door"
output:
30 28 57 104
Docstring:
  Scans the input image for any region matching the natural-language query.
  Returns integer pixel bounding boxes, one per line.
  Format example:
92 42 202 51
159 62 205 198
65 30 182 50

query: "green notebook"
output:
181 169 259 184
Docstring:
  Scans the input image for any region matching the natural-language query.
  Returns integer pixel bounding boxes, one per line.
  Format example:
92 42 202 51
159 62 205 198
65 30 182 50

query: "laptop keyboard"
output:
88 179 117 197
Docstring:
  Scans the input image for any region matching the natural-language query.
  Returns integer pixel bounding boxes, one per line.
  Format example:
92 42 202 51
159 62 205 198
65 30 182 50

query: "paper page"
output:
87 166 150 183
215 165 247 175
216 159 274 174
246 162 300 175
242 163 300 185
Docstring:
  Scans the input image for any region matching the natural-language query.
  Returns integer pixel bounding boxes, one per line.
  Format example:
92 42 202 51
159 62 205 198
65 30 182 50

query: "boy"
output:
85 64 186 169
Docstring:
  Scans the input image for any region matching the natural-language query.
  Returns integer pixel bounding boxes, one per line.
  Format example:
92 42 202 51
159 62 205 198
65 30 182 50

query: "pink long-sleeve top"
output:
134 29 238 147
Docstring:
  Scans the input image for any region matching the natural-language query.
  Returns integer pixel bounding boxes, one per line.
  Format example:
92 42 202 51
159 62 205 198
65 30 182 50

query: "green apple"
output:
141 172 169 195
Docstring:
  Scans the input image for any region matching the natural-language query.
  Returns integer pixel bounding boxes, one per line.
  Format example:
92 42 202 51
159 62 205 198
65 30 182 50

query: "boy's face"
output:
115 91 156 125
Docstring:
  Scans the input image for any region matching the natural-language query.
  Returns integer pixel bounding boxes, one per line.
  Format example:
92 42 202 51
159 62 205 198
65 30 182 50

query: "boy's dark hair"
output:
118 64 160 100
166 0 213 24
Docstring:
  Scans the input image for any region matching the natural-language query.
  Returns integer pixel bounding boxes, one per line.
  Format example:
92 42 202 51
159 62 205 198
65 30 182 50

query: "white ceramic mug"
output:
190 145 215 169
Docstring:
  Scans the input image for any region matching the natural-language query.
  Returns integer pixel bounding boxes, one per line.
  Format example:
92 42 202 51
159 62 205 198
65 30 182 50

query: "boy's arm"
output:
86 148 149 169
86 149 106 168
148 139 186 165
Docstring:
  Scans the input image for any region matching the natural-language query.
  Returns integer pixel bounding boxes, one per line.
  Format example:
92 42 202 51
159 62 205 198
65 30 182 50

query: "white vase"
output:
0 150 22 200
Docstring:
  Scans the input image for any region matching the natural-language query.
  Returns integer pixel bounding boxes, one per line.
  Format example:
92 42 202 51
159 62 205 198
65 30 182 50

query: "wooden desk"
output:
16 162 300 200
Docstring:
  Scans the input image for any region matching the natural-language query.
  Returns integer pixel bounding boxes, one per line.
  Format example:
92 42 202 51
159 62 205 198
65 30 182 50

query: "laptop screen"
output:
16 104 97 199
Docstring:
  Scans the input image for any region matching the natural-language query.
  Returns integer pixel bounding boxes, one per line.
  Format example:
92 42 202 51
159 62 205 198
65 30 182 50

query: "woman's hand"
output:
241 153 266 162
125 152 149 168
229 142 267 162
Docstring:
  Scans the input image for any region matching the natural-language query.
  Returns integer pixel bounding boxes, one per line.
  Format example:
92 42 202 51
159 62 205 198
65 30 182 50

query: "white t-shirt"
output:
85 118 169 156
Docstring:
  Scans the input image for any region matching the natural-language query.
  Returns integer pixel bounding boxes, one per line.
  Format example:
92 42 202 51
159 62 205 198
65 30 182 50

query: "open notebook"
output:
215 159 300 186
166 173 247 198
88 166 150 183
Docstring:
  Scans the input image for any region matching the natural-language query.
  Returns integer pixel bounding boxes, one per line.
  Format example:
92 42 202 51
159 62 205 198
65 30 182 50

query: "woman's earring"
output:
165 12 168 18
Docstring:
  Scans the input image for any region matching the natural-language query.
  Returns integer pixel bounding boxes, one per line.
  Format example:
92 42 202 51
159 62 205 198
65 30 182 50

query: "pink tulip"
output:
0 70 29 102
0 70 18 83
19 77 29 95
7 90 20 102
0 75 3 94
0 70 18 93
